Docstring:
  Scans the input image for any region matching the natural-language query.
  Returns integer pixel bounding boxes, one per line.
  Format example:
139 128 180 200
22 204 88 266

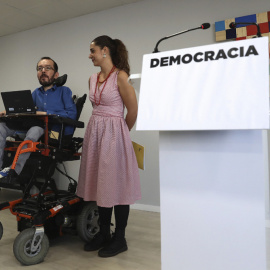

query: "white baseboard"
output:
131 203 160 212
130 208 270 228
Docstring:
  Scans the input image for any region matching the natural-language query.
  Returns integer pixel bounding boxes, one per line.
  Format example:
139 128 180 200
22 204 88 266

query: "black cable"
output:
55 164 76 184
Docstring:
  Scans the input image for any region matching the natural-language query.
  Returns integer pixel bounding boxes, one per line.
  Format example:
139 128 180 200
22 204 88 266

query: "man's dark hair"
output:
37 56 58 72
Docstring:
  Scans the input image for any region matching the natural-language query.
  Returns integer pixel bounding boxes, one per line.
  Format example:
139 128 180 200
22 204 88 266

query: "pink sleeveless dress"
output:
77 71 141 207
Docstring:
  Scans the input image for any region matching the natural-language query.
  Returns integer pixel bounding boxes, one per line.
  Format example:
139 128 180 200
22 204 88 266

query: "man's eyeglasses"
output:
37 66 54 72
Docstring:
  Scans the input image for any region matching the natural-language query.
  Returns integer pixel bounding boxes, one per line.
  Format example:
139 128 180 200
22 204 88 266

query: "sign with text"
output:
137 37 269 130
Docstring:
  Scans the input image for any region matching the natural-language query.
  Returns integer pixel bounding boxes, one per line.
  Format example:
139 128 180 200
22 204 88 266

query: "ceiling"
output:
0 0 142 37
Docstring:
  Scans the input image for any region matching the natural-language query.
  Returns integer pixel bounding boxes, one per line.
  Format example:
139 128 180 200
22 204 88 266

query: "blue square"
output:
235 14 257 27
215 21 225 32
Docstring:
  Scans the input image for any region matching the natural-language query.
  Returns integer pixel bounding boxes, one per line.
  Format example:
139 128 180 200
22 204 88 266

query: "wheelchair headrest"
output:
54 74 67 86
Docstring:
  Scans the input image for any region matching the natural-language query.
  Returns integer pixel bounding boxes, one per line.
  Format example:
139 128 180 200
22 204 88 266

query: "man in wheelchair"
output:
0 56 77 184
0 60 98 265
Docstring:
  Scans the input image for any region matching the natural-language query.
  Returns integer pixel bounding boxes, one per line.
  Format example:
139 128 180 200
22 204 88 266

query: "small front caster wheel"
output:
0 221 3 240
13 228 49 265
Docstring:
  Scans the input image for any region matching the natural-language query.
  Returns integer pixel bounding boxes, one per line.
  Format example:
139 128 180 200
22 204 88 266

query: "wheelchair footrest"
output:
0 182 22 190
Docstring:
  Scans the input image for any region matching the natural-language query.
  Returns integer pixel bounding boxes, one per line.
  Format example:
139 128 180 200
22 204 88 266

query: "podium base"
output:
159 130 267 270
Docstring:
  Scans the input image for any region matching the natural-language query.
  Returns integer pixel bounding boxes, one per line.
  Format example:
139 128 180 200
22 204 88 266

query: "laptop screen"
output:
1 90 36 115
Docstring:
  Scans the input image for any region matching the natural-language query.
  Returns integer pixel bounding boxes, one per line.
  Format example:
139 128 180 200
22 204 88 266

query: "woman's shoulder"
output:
116 69 129 81
90 73 98 79
89 73 98 83
88 73 99 89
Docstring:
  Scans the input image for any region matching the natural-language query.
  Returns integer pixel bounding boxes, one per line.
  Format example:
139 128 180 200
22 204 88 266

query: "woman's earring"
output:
103 53 107 58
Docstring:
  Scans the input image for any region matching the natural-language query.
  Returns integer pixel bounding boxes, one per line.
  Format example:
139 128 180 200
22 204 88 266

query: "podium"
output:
136 37 269 270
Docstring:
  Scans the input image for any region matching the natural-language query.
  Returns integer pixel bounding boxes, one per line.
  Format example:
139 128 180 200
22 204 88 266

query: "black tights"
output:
98 205 130 230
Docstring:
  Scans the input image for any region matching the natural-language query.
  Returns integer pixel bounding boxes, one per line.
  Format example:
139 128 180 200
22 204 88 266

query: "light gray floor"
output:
0 189 269 270
0 189 161 270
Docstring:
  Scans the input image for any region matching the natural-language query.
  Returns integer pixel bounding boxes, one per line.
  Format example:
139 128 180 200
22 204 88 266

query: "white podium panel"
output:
135 38 269 270
137 37 269 130
159 130 266 270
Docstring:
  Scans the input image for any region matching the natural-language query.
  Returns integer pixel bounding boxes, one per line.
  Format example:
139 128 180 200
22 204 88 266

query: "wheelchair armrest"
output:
48 115 84 128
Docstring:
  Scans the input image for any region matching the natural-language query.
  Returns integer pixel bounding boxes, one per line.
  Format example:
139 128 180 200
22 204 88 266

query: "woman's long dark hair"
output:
92 35 130 76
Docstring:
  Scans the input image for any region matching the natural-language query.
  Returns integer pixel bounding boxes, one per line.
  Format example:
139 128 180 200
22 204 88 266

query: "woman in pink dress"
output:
77 35 141 257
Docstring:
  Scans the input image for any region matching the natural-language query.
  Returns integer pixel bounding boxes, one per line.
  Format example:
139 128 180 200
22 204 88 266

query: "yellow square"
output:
216 31 226 41
257 12 268 23
236 27 247 38
225 18 235 29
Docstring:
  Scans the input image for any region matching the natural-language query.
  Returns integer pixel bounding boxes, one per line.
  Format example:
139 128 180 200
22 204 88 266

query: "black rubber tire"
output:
76 201 99 242
0 222 3 240
13 228 49 266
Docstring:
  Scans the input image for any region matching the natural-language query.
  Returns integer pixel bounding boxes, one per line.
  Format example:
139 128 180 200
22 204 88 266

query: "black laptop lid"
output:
1 90 36 115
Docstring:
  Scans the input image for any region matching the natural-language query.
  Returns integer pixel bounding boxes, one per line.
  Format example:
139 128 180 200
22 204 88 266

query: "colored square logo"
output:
246 24 257 36
226 28 236 39
225 18 235 30
216 31 226 41
215 21 225 32
235 14 257 27
259 22 269 34
236 27 247 38
236 37 246 41
215 11 270 41
257 12 268 23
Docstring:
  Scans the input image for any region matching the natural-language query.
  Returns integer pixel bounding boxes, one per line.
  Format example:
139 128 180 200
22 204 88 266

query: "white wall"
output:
0 0 269 211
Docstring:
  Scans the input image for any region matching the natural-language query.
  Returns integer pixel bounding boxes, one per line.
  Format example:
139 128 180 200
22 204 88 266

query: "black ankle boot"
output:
84 225 111 252
98 228 128 257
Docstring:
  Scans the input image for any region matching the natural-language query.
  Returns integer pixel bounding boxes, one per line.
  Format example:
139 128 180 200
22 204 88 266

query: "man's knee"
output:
0 123 6 136
0 122 11 140
25 126 44 142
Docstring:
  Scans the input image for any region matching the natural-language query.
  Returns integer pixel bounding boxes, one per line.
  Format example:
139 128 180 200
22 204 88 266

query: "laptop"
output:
1 90 36 115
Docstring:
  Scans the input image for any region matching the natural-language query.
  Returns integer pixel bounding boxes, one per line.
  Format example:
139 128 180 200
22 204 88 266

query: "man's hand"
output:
36 111 47 115
0 110 6 116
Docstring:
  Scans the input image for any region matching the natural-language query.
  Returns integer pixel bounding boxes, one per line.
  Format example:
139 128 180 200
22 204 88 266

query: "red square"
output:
246 24 257 36
259 22 269 33
268 11 270 21
236 37 246 41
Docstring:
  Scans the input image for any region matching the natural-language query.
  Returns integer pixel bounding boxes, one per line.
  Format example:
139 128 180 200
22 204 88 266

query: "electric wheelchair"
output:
0 75 99 265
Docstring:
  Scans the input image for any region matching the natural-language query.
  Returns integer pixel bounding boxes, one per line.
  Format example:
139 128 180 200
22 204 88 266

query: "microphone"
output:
229 22 262 37
201 23 210 30
153 23 211 53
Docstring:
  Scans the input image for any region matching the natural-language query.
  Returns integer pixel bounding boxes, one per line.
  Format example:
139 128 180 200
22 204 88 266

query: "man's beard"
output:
39 74 55 87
